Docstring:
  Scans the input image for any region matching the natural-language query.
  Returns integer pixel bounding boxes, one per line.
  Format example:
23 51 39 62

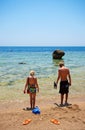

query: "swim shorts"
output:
29 84 36 93
59 80 69 94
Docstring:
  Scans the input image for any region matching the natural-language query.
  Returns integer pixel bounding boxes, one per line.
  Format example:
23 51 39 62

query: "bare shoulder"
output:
65 67 69 70
33 76 37 79
58 66 68 70
59 67 69 73
65 67 70 73
33 76 37 82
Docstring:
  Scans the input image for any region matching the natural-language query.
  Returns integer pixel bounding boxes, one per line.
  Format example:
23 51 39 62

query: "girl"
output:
23 70 39 109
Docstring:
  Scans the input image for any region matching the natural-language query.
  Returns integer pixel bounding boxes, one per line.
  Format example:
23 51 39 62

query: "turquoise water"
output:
0 46 85 93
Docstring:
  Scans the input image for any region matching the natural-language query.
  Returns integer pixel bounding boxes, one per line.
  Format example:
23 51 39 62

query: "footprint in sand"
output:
67 104 80 111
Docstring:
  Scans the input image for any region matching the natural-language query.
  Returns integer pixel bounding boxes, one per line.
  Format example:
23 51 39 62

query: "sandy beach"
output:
0 76 85 130
0 92 85 130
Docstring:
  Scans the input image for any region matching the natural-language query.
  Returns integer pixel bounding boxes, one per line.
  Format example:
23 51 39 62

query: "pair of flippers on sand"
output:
23 118 60 125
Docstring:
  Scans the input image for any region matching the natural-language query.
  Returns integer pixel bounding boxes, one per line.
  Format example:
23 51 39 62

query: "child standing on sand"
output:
56 61 71 106
23 70 39 109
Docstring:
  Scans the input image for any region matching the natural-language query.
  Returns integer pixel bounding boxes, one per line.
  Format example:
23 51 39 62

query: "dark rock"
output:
52 50 65 59
19 62 26 64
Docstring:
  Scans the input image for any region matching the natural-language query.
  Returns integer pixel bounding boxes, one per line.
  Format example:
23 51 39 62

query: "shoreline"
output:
0 75 85 101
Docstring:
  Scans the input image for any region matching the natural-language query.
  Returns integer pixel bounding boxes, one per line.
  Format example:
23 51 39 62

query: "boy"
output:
56 62 71 106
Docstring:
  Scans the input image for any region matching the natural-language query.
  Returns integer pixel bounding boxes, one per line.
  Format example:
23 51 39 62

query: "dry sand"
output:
0 95 85 130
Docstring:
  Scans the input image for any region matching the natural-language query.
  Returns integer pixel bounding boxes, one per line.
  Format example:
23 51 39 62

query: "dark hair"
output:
59 61 64 67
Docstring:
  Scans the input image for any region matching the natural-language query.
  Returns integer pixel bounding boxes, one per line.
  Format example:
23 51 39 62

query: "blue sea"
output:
0 46 85 80
0 46 85 95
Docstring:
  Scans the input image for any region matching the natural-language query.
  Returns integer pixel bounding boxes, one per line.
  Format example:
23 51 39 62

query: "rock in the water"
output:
19 62 26 64
52 50 65 59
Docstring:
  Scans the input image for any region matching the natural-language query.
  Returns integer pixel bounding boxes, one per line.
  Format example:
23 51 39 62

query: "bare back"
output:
28 76 38 87
58 66 69 81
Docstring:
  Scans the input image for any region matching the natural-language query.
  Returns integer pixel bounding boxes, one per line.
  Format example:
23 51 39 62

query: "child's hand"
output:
54 81 57 89
69 83 71 86
37 88 39 92
23 89 26 94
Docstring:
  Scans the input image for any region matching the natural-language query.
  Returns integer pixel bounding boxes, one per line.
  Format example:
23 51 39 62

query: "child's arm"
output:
23 77 29 93
35 78 39 92
56 69 61 84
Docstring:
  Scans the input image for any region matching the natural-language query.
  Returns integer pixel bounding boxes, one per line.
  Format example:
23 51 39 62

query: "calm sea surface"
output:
0 46 85 95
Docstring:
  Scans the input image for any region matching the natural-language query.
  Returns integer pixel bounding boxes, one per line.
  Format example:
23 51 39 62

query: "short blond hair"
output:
30 70 35 76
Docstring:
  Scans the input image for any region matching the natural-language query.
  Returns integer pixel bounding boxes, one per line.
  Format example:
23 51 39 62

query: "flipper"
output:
64 103 72 106
54 103 64 107
23 107 32 111
54 103 72 107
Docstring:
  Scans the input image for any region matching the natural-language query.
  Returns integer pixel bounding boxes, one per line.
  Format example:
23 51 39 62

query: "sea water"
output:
0 46 85 96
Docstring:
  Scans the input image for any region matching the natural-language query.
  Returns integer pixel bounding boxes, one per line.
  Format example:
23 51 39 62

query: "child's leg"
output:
32 93 36 108
29 93 32 108
61 94 64 105
65 93 68 104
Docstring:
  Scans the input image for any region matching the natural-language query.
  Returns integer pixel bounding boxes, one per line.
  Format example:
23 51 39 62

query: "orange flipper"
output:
50 119 60 125
23 119 32 125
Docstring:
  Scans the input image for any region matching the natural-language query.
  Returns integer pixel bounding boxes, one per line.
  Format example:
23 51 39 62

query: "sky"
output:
0 0 85 46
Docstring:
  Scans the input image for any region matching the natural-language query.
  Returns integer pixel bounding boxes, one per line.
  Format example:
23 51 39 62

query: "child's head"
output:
30 70 35 76
59 61 64 67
